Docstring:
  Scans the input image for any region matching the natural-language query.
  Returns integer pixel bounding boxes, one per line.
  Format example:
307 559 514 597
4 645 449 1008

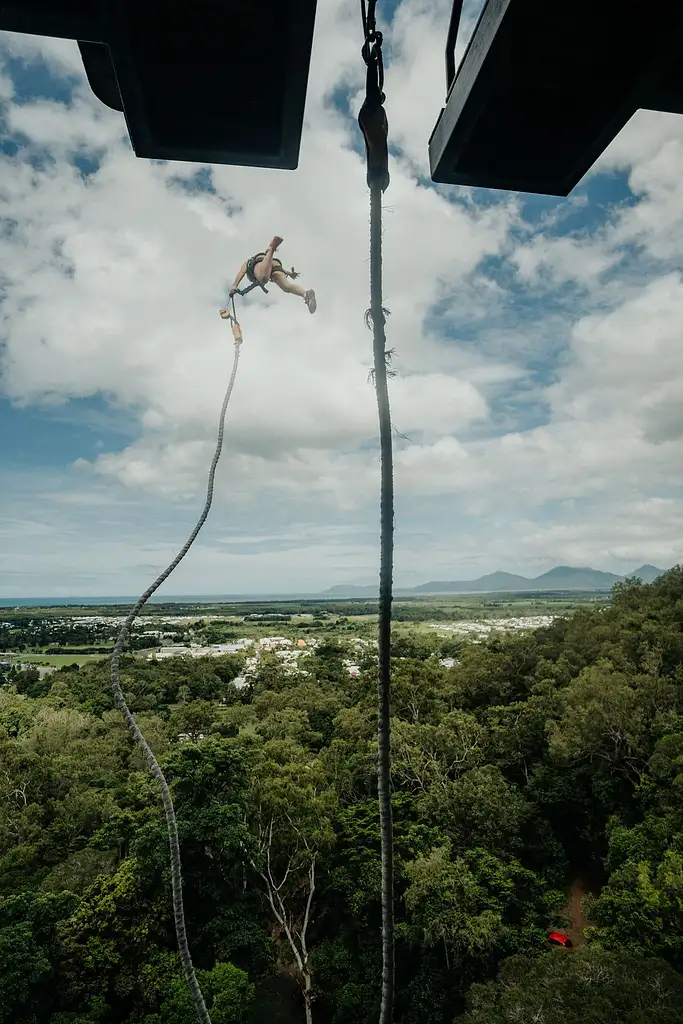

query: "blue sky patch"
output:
1 394 139 469
2 51 77 105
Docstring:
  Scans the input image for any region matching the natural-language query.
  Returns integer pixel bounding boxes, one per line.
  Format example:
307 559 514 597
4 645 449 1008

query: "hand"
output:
228 288 237 298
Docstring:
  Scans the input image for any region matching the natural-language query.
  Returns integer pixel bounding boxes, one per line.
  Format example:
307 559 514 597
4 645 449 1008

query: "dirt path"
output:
558 877 595 946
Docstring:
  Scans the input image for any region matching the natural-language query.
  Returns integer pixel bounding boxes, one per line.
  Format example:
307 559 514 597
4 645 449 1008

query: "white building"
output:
432 615 555 637
148 638 253 660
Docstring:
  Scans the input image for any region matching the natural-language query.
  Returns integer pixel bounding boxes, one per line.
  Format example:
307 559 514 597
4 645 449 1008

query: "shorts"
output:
245 252 284 285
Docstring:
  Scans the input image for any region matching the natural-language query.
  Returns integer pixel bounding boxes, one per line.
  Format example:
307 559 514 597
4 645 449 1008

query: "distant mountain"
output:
413 571 529 593
531 566 624 590
322 564 669 597
627 564 665 584
413 565 624 594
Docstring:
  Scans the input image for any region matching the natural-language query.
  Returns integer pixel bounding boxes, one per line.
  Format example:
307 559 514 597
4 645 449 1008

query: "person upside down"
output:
220 236 316 319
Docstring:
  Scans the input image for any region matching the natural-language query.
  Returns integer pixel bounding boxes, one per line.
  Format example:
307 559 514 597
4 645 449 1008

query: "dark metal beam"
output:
0 1 101 42
0 0 318 170
444 0 464 93
430 0 683 196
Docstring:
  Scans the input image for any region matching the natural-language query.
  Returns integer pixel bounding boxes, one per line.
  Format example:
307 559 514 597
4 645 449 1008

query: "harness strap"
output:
235 254 294 298
234 280 264 298
245 254 270 294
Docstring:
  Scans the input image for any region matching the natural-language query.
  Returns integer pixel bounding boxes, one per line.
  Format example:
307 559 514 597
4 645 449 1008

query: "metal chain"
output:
361 0 385 96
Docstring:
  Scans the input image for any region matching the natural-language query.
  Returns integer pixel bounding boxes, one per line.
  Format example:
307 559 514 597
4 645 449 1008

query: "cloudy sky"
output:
2 0 683 598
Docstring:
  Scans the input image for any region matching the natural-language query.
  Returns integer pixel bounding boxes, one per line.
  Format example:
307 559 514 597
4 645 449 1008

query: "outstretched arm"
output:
230 262 247 293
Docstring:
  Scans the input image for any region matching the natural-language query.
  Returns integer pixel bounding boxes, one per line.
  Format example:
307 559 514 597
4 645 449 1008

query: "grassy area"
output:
391 593 608 619
19 653 109 667
18 650 156 667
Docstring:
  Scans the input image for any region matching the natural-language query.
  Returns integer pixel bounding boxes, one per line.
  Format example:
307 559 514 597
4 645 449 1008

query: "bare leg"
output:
271 271 306 299
272 271 317 313
254 235 283 285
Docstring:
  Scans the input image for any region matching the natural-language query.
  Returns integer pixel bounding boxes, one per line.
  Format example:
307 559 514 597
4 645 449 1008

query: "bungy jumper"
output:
219 235 317 323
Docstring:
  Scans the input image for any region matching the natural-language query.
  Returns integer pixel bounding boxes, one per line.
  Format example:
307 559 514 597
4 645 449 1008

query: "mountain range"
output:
323 564 667 598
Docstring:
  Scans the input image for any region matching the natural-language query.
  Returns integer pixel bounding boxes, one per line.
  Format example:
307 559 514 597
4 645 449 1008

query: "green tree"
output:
547 659 647 781
459 946 683 1024
138 951 254 1024
0 891 77 1024
56 858 158 1018
130 739 268 973
585 733 683 969
402 842 561 972
424 765 533 856
169 699 217 742
391 710 484 795
244 737 337 1024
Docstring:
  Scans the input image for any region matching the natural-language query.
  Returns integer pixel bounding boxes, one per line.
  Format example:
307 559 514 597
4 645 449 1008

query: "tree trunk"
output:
251 834 318 1024
303 971 314 1024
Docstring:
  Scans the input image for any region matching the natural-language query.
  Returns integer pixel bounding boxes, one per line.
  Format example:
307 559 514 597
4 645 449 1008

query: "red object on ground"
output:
548 931 573 948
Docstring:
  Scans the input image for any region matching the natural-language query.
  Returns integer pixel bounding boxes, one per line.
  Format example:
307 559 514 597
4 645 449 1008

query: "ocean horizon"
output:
0 593 323 608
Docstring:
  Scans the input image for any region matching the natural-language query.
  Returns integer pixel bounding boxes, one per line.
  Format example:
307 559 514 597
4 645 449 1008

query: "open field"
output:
16 653 111 667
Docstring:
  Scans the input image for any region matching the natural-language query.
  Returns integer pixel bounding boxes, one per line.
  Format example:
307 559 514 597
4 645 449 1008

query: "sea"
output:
0 593 321 608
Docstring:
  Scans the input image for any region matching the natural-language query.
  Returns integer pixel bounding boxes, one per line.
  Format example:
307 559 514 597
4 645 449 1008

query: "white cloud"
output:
597 110 683 261
511 234 621 287
2 11 683 595
0 30 84 76
492 498 683 576
0 67 13 101
549 273 683 424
